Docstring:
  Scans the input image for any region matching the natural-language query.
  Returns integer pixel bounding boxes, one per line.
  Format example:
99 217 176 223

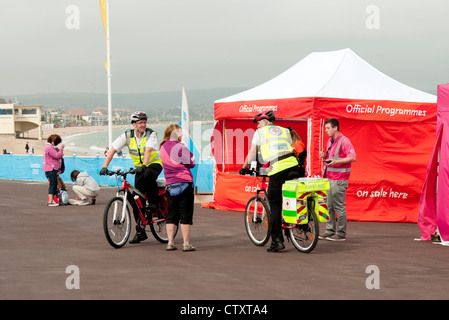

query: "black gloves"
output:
135 165 146 173
99 167 108 175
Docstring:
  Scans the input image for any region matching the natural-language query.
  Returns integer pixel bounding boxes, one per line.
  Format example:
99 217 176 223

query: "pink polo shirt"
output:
323 134 356 181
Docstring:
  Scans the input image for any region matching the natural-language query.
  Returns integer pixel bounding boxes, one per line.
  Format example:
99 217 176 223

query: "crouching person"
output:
69 170 100 205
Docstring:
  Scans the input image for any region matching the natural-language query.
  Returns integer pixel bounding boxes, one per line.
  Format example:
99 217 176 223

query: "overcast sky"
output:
1 0 448 96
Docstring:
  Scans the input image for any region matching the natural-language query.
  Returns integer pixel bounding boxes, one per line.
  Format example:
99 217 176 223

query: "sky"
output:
1 0 449 96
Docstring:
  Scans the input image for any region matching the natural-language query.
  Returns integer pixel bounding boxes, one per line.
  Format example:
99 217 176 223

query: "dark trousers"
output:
130 163 162 227
267 166 299 241
45 170 58 195
167 183 194 225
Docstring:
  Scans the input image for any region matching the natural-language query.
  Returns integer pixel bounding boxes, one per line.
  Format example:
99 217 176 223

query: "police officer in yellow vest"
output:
240 110 300 252
100 111 163 244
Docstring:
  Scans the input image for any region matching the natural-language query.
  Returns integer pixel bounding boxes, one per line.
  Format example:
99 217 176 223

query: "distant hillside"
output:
6 87 438 121
10 88 247 121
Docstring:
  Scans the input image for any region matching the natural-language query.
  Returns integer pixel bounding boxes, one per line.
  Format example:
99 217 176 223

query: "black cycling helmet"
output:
253 110 276 123
130 111 147 123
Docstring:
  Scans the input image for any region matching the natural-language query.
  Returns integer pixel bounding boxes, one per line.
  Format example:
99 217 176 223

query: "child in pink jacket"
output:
43 134 64 206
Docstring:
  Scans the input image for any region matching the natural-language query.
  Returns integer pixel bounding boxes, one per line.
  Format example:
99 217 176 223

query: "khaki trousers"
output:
326 180 349 236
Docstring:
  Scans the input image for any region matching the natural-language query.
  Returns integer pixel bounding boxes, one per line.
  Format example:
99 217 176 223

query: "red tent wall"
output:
343 119 436 222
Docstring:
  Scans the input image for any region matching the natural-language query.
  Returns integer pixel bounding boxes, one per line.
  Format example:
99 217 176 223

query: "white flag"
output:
181 87 190 148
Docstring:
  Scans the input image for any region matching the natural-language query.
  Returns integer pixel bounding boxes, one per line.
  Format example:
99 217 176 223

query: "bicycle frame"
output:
252 176 269 223
113 172 167 227
112 176 144 225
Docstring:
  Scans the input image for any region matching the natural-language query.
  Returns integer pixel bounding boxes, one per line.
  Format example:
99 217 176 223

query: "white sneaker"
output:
68 199 89 205
48 201 59 207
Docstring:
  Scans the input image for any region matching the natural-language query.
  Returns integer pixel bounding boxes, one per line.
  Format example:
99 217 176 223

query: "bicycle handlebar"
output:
239 167 255 175
104 168 136 177
239 167 269 178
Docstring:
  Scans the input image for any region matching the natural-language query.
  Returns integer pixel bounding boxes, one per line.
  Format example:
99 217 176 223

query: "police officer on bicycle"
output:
100 111 163 244
240 110 300 252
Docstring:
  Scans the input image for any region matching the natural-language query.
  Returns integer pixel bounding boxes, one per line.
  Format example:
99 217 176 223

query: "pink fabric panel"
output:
418 124 440 240
437 120 449 241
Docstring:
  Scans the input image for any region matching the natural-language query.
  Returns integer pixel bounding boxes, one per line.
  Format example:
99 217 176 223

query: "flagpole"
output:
106 0 112 148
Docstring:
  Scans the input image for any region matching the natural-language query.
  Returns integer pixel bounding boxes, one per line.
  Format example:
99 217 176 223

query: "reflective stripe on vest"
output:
258 125 298 175
327 135 351 173
125 129 162 167
258 125 293 163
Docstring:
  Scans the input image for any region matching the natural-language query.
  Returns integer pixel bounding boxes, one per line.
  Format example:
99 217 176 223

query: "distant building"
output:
65 110 87 126
89 108 108 126
0 99 43 139
65 110 87 116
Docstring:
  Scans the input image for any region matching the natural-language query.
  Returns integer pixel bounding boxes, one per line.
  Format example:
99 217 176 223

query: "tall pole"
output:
106 0 112 147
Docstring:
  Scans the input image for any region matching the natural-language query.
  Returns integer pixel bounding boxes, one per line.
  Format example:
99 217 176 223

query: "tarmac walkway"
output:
1 179 448 302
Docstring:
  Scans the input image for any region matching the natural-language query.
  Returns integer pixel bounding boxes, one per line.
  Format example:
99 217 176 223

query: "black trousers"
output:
167 183 194 225
267 166 300 241
130 163 162 227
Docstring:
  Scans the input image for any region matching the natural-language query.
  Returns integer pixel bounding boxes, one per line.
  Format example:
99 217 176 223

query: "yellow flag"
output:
99 0 109 71
99 0 107 39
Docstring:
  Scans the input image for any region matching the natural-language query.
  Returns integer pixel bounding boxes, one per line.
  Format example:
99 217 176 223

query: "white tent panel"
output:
217 48 436 104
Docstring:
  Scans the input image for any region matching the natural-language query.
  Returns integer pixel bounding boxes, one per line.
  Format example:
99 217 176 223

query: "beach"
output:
0 125 127 156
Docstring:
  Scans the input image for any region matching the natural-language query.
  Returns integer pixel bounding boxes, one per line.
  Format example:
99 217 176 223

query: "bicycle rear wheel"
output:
288 199 319 253
149 210 177 243
244 196 272 246
103 197 132 248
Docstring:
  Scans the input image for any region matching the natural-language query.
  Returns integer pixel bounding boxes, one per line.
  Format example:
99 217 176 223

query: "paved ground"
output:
1 179 448 303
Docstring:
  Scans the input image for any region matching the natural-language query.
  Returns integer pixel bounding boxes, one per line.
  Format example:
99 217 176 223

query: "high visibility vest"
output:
257 125 298 176
325 134 351 180
125 128 162 168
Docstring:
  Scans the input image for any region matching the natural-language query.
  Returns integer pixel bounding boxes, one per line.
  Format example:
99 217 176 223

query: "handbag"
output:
166 182 189 197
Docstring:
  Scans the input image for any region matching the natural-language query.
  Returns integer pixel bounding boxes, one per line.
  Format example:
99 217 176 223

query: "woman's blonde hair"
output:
160 123 181 147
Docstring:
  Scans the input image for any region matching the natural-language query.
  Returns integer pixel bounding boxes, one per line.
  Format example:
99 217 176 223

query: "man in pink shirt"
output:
319 118 356 241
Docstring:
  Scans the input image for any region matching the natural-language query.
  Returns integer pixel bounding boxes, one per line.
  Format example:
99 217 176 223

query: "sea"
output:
62 122 214 159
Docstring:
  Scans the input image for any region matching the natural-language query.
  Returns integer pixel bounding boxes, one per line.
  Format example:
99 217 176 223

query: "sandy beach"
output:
0 125 127 156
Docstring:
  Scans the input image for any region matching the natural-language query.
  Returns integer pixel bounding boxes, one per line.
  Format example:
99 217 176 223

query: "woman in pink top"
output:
160 124 196 252
43 134 64 206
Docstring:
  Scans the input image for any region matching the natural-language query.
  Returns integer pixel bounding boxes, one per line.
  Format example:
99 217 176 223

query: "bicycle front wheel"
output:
103 197 132 248
244 196 272 246
288 201 319 253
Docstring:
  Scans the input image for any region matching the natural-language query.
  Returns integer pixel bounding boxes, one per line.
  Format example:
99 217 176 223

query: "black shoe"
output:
267 238 285 252
129 231 148 244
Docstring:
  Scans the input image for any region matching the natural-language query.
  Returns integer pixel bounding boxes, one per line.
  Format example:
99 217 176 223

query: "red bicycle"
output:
103 168 178 248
